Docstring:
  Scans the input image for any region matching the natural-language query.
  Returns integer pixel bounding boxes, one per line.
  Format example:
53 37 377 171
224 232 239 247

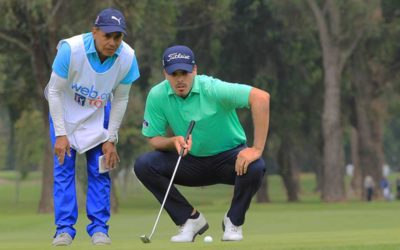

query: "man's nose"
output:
109 38 117 47
177 75 184 82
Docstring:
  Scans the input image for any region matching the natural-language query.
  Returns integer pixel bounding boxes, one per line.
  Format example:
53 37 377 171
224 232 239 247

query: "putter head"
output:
140 235 151 243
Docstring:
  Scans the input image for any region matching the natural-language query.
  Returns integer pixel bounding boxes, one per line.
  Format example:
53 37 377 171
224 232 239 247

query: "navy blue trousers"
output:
134 144 266 226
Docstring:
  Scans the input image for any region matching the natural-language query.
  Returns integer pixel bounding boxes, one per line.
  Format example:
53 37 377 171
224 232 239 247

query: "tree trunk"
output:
110 173 119 213
307 0 366 201
256 146 270 203
33 43 54 213
314 165 322 193
314 138 323 193
5 119 15 171
256 175 269 203
321 57 345 201
32 0 60 213
277 139 300 202
350 54 386 200
350 126 362 198
29 28 53 213
38 140 54 213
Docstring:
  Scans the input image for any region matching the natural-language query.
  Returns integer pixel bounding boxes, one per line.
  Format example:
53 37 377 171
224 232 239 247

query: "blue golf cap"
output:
162 45 196 74
94 8 127 35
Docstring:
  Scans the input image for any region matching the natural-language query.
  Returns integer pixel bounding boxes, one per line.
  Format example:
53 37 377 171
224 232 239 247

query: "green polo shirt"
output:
142 75 252 156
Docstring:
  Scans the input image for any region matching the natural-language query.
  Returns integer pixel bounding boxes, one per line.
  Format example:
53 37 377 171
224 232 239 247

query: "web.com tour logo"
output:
71 83 111 108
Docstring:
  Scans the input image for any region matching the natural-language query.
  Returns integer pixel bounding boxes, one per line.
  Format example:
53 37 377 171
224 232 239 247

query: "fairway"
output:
1 172 400 250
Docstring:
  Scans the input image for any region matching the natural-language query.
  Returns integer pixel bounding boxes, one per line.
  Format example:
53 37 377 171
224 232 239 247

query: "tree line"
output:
0 0 399 212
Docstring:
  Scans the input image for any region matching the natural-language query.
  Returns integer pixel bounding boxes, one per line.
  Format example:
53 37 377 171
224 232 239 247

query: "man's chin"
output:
176 91 189 97
103 50 116 57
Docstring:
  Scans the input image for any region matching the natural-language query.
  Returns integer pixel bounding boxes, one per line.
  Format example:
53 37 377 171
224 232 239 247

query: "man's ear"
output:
163 69 168 78
91 27 98 37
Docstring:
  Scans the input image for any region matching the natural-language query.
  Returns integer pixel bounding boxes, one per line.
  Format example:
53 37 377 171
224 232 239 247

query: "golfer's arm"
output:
248 87 270 152
47 72 67 136
148 136 177 152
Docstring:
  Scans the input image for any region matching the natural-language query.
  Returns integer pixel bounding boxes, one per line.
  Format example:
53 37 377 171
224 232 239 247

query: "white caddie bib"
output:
57 34 134 153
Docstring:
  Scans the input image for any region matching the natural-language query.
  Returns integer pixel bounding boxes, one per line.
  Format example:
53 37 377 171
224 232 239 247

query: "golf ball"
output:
204 235 213 243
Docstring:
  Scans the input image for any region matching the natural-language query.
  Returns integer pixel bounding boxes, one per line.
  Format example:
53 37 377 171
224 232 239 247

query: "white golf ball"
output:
204 235 213 243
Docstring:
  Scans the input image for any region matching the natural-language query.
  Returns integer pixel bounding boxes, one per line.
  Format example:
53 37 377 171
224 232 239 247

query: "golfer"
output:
45 8 140 246
134 45 269 242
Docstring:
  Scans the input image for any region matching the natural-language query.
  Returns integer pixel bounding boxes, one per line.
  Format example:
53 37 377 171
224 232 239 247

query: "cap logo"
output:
167 52 190 62
111 16 121 25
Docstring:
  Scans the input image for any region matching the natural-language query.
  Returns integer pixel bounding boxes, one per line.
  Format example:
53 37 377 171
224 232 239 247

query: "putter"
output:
140 120 196 243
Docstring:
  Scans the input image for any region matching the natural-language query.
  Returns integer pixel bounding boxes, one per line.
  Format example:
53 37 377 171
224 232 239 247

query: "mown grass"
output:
0 171 400 250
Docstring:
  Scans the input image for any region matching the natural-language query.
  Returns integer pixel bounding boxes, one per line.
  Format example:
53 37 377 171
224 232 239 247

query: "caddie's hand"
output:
54 135 71 165
235 147 262 176
102 141 120 170
174 135 192 156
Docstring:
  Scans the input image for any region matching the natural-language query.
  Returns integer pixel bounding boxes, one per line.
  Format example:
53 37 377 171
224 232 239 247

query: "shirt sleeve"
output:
52 42 71 79
210 78 252 110
47 72 68 136
107 84 131 143
120 56 140 84
142 89 168 137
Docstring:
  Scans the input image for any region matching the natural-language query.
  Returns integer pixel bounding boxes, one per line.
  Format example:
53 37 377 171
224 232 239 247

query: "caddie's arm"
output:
102 84 132 168
47 72 71 165
235 87 270 176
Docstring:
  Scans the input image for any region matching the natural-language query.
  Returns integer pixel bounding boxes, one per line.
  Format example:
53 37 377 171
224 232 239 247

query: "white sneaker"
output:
171 213 209 242
222 215 243 241
52 232 73 246
91 232 111 245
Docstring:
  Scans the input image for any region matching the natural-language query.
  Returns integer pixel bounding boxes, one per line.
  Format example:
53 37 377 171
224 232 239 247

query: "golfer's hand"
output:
54 135 71 165
102 141 120 170
235 147 262 176
174 135 192 156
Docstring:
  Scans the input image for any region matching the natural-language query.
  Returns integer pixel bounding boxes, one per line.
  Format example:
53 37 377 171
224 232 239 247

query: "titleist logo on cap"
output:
167 53 191 62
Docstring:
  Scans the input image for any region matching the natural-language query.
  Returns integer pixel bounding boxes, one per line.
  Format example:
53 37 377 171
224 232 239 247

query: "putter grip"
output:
179 120 195 156
184 120 196 141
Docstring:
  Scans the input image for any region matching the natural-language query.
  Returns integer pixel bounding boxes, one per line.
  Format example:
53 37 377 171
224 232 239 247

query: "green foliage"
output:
174 0 233 74
118 85 150 167
115 0 179 90
219 0 324 172
14 110 45 179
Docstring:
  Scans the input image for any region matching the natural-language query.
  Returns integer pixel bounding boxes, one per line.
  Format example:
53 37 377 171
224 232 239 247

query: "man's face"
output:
92 28 123 58
164 66 197 98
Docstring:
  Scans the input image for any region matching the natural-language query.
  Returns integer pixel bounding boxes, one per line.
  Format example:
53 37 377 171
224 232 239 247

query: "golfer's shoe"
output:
52 232 73 246
171 213 209 242
222 215 243 241
91 232 111 245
